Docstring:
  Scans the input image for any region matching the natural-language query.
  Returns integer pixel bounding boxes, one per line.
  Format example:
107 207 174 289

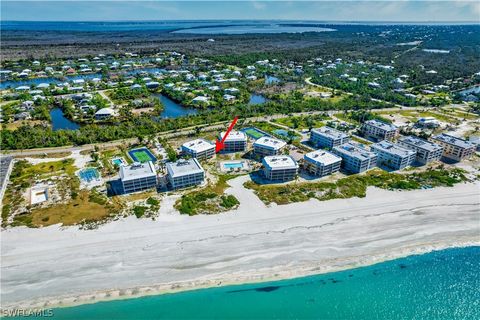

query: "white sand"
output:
1 177 479 310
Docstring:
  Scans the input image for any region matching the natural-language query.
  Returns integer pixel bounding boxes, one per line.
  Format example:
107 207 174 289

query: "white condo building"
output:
304 150 342 177
181 138 215 160
431 133 476 162
120 161 157 194
397 136 443 165
253 136 287 157
332 142 377 173
310 126 350 149
166 158 205 190
361 119 399 141
262 155 299 181
371 141 416 170
219 130 247 152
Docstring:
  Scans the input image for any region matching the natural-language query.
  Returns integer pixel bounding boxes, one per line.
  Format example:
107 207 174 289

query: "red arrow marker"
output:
216 116 239 153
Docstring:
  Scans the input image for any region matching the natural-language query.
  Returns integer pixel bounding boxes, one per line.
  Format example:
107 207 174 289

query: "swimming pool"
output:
224 162 244 169
111 157 126 166
78 168 100 182
220 161 249 172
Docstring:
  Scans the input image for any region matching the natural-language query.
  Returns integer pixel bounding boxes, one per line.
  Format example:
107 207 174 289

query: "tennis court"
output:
241 127 268 140
128 147 157 163
78 168 100 183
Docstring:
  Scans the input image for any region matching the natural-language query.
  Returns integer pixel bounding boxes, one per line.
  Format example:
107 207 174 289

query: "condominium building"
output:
431 133 476 161
310 126 350 149
371 141 416 170
219 130 247 152
361 119 399 141
166 158 205 190
181 138 215 160
397 136 443 165
262 155 299 181
253 136 287 157
303 150 342 177
332 142 377 173
120 161 157 194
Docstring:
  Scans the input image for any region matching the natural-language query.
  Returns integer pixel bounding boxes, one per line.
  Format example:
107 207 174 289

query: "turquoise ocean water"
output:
17 246 480 319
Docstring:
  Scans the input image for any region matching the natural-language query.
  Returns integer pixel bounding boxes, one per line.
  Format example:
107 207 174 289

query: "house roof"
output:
262 155 298 170
305 150 342 166
120 161 156 181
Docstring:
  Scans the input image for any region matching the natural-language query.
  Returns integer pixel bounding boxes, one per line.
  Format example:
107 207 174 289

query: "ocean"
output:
16 246 480 319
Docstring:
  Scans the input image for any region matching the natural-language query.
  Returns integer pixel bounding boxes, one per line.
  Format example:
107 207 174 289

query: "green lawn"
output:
175 174 239 215
272 114 330 130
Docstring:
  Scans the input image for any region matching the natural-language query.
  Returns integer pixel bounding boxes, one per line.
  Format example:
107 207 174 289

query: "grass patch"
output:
3 159 125 228
25 190 122 227
272 114 330 130
23 152 72 159
175 174 239 215
396 110 459 123
244 168 468 205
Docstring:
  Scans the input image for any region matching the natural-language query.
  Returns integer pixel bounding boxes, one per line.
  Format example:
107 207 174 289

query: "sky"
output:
1 1 479 22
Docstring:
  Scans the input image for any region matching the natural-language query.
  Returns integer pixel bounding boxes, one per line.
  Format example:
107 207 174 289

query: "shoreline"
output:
2 180 479 311
10 240 479 311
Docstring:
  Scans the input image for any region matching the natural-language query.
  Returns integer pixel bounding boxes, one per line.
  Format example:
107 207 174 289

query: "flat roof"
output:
182 138 215 153
364 119 398 131
398 136 442 152
220 130 247 142
304 150 342 166
333 143 377 161
253 136 286 150
432 133 476 149
372 141 416 157
311 126 349 140
262 155 298 170
120 161 156 181
166 158 204 178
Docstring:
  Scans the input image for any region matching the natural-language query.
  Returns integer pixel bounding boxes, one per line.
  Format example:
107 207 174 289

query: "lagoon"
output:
50 108 80 131
248 93 268 105
154 94 198 119
30 246 479 320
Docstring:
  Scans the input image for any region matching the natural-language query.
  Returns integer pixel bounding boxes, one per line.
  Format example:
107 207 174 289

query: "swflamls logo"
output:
1 308 54 317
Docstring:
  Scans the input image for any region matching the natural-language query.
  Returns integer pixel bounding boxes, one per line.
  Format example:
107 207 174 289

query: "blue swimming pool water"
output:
112 158 124 166
224 162 244 169
78 168 100 182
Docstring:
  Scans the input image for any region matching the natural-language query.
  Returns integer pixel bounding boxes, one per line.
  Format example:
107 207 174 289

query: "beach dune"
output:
1 176 479 310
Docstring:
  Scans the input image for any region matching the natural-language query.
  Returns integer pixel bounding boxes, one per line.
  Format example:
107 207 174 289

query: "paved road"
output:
0 105 452 157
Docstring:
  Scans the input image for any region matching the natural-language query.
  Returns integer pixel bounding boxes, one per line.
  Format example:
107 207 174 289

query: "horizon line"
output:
2 19 480 23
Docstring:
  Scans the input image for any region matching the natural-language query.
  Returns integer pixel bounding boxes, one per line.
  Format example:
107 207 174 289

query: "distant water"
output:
20 246 479 320
173 24 335 34
0 68 166 89
1 21 335 34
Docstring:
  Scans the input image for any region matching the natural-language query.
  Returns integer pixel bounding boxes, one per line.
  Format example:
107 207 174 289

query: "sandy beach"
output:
1 176 479 310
